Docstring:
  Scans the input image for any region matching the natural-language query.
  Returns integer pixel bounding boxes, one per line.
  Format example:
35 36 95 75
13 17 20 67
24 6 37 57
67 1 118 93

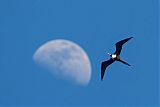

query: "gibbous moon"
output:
33 39 92 86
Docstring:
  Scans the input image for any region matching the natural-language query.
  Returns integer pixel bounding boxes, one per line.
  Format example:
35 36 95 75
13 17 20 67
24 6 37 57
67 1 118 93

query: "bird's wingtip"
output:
130 37 133 39
101 76 103 81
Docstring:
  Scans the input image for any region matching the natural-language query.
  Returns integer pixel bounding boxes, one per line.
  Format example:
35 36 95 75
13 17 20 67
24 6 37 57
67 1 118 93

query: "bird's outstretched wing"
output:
114 37 133 55
101 58 115 80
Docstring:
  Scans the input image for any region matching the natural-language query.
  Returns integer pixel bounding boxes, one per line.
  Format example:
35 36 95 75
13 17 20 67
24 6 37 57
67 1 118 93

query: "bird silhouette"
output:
101 37 133 80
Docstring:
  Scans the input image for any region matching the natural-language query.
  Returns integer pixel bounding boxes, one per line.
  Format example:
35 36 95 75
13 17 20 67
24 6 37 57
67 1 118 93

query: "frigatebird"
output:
101 37 133 80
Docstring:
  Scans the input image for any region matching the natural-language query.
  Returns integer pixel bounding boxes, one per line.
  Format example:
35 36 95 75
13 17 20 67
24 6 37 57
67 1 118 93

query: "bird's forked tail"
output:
118 59 131 66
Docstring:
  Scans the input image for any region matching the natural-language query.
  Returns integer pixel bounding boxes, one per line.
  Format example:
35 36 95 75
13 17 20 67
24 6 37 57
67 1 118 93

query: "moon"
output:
33 39 92 86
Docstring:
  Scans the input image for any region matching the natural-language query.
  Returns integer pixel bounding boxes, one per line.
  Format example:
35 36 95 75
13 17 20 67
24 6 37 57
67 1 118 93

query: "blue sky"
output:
0 0 159 106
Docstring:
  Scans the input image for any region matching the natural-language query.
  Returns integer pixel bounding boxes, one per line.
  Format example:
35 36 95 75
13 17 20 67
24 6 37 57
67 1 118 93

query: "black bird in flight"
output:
101 37 133 80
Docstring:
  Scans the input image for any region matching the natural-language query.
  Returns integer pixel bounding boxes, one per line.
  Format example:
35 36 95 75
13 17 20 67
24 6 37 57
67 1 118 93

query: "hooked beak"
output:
107 53 112 57
107 53 111 55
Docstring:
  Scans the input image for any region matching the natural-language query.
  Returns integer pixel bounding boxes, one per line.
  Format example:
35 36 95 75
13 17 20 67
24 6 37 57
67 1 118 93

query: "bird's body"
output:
101 37 133 80
111 54 117 59
111 54 120 60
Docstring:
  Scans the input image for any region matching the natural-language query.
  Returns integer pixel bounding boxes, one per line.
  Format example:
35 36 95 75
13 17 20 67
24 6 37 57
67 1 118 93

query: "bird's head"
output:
107 53 112 57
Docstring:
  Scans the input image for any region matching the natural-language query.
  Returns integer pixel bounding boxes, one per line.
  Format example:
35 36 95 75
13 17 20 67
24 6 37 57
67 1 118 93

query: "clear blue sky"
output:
0 0 159 106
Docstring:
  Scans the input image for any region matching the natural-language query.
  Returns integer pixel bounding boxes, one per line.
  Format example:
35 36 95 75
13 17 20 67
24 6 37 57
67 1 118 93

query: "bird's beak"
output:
107 53 112 57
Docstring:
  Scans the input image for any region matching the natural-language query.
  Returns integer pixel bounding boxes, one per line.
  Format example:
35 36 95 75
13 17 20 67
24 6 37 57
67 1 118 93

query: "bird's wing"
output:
101 58 115 80
114 37 133 55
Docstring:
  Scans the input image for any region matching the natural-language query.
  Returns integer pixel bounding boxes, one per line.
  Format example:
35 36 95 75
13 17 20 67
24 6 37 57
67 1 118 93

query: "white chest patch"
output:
111 54 117 58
